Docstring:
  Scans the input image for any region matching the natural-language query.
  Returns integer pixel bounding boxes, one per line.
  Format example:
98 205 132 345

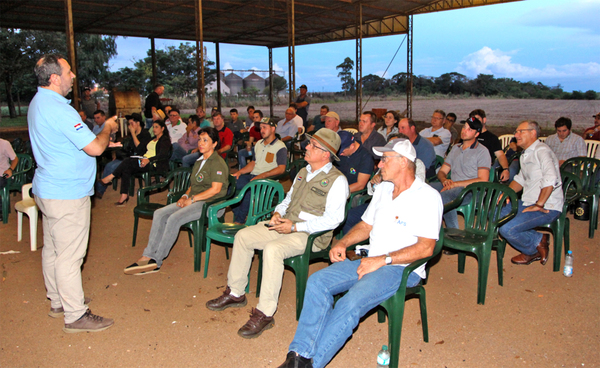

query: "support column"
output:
355 3 362 123
287 0 295 105
195 0 205 108
216 42 221 112
406 15 413 119
64 0 79 109
150 38 157 87
269 47 274 118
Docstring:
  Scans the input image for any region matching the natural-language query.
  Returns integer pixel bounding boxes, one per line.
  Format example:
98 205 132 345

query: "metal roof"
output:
1 0 521 48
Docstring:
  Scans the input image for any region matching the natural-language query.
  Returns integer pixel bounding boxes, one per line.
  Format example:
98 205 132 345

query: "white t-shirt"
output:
167 121 187 144
292 115 304 130
362 178 443 278
419 127 451 157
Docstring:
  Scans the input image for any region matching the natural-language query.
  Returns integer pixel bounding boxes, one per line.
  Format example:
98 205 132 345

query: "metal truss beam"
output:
406 15 413 119
356 3 362 123
411 0 522 14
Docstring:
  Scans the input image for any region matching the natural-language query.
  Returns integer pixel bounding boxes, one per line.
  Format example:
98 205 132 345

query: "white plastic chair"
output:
498 134 514 150
538 136 546 143
15 183 38 251
585 140 599 158
343 128 358 134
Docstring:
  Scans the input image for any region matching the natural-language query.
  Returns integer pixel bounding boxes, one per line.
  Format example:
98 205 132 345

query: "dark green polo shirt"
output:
190 151 230 199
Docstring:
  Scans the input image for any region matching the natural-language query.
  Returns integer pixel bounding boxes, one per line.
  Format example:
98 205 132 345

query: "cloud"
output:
223 62 233 70
272 63 284 72
457 47 600 80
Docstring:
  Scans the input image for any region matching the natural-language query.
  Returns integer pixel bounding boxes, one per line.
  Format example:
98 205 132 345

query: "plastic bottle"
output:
563 250 573 277
377 345 390 367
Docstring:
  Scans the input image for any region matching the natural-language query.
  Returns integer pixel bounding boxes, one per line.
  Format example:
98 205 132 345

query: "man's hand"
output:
2 169 13 179
270 218 293 234
440 179 454 192
370 172 382 185
176 196 192 208
232 171 243 179
140 158 150 168
105 117 118 134
523 204 549 214
499 170 510 182
329 243 347 263
357 256 386 280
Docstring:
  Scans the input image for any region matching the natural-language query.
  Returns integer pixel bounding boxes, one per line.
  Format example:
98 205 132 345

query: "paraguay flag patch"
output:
74 123 83 131
216 171 223 175
297 176 303 181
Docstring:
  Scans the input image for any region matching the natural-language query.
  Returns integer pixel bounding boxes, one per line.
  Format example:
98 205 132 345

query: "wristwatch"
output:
385 256 393 265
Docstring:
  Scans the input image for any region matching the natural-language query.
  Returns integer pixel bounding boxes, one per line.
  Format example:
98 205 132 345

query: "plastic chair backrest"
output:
343 128 358 135
498 134 514 150
561 157 600 193
454 182 518 237
8 154 33 191
560 170 582 210
243 180 285 225
166 168 192 204
585 140 599 158
21 183 33 200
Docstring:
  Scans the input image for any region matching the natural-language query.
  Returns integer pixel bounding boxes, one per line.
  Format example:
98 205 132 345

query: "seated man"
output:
336 131 374 194
276 139 442 368
398 117 436 178
545 117 587 166
430 117 490 229
206 129 349 339
583 112 600 140
237 109 265 169
276 107 301 146
500 120 563 266
308 105 329 133
171 115 200 161
354 111 386 161
469 109 510 182
165 108 187 144
324 111 341 133
92 109 107 136
444 112 459 145
245 106 255 128
231 118 287 224
0 138 18 221
227 108 247 140
419 109 451 157
182 112 233 166
196 106 212 128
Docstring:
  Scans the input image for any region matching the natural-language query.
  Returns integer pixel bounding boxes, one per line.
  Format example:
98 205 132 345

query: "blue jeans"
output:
288 259 421 368
171 143 188 161
430 182 466 229
182 152 200 168
95 159 122 195
231 174 255 223
499 200 561 255
238 148 253 169
145 118 153 130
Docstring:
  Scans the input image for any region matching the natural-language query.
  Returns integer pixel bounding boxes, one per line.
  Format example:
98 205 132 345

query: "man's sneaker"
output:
63 310 114 333
124 259 157 275
49 297 92 318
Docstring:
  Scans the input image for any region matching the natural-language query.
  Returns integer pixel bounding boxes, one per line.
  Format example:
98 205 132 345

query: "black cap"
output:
299 84 307 89
125 113 143 123
464 117 483 133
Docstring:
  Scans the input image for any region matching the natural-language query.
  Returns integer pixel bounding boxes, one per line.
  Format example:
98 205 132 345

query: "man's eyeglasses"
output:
169 114 179 117
380 154 401 163
307 141 328 153
514 128 534 134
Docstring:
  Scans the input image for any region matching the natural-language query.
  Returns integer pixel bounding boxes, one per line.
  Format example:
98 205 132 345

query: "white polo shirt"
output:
362 178 443 278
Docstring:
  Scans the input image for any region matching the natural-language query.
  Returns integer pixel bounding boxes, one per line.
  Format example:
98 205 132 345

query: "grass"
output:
1 106 29 128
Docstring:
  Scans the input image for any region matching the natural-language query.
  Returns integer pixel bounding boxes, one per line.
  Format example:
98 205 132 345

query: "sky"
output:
109 0 600 93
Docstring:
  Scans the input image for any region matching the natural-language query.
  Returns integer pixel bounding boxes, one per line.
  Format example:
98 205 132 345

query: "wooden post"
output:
64 0 79 109
195 0 205 109
216 42 221 112
151 38 157 87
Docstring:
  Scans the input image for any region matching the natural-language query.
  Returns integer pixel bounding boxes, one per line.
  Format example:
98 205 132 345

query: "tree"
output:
0 28 116 118
263 74 287 95
362 74 385 94
336 57 355 95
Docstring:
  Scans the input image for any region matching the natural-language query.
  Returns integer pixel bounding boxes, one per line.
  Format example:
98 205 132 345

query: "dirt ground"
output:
1 170 599 368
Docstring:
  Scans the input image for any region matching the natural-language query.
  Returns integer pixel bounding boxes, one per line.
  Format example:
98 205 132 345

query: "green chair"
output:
443 182 518 305
181 175 236 272
269 158 307 182
1 153 33 224
561 157 600 239
377 228 444 368
203 179 284 278
131 167 191 247
426 155 445 183
536 171 582 272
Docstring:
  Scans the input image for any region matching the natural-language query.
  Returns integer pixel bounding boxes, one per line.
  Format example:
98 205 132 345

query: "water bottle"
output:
377 345 390 367
563 250 573 277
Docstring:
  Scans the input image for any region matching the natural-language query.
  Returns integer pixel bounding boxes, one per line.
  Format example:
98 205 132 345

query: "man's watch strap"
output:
385 256 393 265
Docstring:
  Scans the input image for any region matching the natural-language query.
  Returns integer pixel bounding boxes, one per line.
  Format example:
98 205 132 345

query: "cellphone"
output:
2 173 8 178
264 223 274 228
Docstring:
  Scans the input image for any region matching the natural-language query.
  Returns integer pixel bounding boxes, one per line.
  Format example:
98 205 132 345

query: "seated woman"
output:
95 113 151 199
377 110 400 141
101 119 171 205
123 127 230 275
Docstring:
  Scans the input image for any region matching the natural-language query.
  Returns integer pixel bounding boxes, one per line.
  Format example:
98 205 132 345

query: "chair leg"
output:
225 246 230 260
1 193 8 224
294 261 309 321
457 252 466 274
377 308 387 323
386 293 407 368
495 241 506 286
589 196 598 238
30 209 38 251
132 214 139 247
564 218 570 254
193 226 202 273
552 221 563 273
17 211 23 242
256 250 263 297
417 287 429 342
476 254 491 305
203 236 212 278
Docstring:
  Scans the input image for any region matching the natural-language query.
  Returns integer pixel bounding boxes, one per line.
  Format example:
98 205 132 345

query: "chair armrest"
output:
136 174 174 205
206 191 248 226
443 188 470 213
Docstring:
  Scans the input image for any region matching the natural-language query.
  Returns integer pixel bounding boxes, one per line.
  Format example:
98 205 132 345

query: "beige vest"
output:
284 166 343 249
251 138 287 176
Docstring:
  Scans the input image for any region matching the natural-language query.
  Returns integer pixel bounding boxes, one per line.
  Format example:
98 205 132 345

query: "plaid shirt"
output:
545 132 587 162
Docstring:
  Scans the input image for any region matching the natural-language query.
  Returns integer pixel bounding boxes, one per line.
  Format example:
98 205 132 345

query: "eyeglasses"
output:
380 154 401 163
169 114 179 117
307 141 328 153
431 116 444 120
514 129 534 134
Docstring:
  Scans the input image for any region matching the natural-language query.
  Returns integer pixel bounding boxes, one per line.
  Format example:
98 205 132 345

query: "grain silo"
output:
224 73 243 96
243 72 265 93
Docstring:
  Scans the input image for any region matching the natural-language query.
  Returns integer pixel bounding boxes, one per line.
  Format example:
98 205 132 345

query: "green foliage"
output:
264 74 287 94
336 57 355 95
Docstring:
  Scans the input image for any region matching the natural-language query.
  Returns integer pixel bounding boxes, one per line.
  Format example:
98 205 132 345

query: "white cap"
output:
372 138 417 162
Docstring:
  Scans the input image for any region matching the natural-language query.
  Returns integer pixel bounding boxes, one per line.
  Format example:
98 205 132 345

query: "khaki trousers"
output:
227 221 315 317
36 197 90 324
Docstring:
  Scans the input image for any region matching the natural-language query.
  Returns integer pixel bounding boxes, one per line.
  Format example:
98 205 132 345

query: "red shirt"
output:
218 126 234 159
583 126 600 141
249 125 262 141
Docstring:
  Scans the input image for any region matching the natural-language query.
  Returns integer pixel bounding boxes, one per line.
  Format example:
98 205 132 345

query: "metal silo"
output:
243 72 265 93
224 73 244 96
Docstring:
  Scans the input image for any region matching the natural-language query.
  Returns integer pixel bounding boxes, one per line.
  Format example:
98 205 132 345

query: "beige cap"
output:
324 111 339 121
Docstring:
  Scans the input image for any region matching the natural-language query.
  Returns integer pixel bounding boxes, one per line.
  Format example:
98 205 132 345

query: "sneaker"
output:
49 297 92 318
63 310 114 333
124 259 157 275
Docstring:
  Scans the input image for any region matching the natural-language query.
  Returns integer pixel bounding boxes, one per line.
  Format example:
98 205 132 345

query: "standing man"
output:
419 109 452 157
80 87 99 130
354 111 387 161
546 117 587 165
206 129 349 339
500 120 563 265
231 118 288 224
0 138 18 221
295 84 311 129
275 139 442 368
144 84 165 129
431 117 490 229
398 117 436 177
583 112 600 140
28 54 117 333
469 109 510 182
